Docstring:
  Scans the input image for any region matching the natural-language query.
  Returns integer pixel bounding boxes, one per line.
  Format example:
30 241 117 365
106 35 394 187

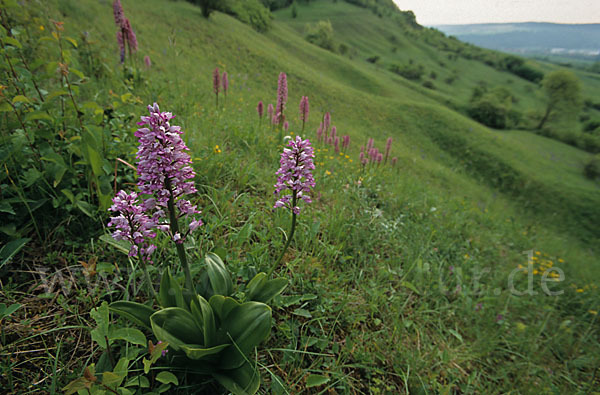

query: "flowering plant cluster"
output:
359 137 397 167
102 95 315 393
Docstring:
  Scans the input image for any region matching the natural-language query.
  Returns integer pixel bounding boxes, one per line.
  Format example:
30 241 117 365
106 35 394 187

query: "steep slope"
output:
4 0 599 392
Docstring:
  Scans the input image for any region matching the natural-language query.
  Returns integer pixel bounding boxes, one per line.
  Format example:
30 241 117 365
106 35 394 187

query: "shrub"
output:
422 80 435 90
389 63 424 80
366 55 380 63
221 0 273 32
468 93 509 129
305 20 337 52
584 154 600 179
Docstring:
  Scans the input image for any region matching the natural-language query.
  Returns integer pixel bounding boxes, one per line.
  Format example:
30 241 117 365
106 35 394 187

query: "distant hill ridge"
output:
433 22 600 58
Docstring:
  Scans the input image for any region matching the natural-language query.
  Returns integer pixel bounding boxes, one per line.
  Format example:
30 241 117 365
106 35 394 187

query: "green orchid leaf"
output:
205 253 233 297
181 343 230 360
212 360 261 395
220 302 272 369
191 295 217 346
209 295 241 324
109 301 154 331
159 268 184 308
247 273 287 303
150 308 201 350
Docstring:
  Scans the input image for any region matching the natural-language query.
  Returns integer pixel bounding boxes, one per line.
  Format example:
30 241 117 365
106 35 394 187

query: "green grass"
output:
1 0 599 393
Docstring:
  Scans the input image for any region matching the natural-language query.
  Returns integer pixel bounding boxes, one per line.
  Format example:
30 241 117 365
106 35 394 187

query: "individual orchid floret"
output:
274 136 316 214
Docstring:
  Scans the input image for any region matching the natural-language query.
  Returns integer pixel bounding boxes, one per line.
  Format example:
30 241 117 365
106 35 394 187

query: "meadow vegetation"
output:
0 0 599 393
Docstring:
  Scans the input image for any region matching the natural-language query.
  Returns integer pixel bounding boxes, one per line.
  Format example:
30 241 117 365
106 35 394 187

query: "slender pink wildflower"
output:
391 157 398 167
276 72 288 125
284 121 289 133
331 126 337 141
222 71 229 97
299 96 309 131
267 103 274 120
385 137 393 164
334 136 340 153
144 55 151 68
257 101 264 118
213 67 220 107
323 112 331 137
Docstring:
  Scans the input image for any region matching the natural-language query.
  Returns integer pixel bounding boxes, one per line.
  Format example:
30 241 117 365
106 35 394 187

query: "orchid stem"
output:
268 192 297 278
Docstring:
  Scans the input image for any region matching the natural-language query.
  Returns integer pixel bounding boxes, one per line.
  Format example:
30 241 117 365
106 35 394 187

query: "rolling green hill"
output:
1 0 599 393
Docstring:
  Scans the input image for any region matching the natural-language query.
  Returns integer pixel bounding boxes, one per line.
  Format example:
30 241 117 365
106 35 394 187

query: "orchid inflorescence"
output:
274 136 316 215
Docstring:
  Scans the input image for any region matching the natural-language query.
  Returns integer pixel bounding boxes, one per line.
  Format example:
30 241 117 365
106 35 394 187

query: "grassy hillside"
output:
1 0 599 393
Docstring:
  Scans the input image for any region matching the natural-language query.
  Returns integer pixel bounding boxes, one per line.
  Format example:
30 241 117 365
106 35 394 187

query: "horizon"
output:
393 0 600 26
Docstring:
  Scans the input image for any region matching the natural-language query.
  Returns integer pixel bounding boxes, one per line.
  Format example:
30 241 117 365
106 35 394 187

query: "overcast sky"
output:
393 0 600 25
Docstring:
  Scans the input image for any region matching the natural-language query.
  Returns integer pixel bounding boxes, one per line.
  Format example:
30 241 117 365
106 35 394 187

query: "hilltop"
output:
1 0 599 393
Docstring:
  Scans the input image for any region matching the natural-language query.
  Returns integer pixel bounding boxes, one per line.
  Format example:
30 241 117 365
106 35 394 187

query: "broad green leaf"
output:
191 295 217 346
24 111 54 123
305 374 329 388
0 102 12 112
205 253 233 297
86 144 103 177
212 361 261 395
0 238 30 270
90 302 110 349
64 36 78 48
209 295 240 324
61 189 75 204
159 269 184 309
125 375 150 388
70 67 85 80
109 328 146 346
181 343 229 360
3 36 21 49
247 273 287 303
156 371 179 385
12 95 30 104
150 308 201 350
109 301 154 331
102 358 129 388
45 90 68 101
0 201 15 215
220 302 271 369
63 377 91 395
